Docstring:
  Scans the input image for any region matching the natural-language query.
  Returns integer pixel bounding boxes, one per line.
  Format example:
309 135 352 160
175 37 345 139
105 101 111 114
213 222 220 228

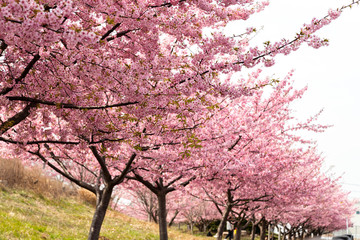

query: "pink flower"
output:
328 9 341 19
39 47 50 58
264 58 275 67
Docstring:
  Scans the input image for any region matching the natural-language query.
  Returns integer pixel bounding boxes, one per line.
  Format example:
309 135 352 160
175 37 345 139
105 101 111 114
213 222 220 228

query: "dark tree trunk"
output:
234 213 251 240
203 222 208 233
259 219 267 240
251 221 256 240
129 173 194 240
168 210 179 227
157 191 168 240
300 229 304 240
282 232 287 240
270 224 274 240
234 221 242 240
195 222 204 232
216 205 232 240
87 185 114 240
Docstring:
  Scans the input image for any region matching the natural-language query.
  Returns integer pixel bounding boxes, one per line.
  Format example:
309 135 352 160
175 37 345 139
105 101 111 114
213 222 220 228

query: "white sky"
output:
227 0 360 198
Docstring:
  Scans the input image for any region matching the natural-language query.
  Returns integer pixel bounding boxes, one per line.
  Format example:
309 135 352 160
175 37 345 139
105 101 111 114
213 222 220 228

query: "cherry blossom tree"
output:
221 152 354 240
192 74 333 240
175 195 219 234
125 186 160 223
1 1 359 240
270 176 354 240
119 183 185 227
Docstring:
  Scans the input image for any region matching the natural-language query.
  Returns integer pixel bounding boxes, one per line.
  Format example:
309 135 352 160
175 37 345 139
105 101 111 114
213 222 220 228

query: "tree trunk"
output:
157 191 168 240
234 214 251 240
112 196 120 211
251 221 256 240
168 210 179 227
87 186 113 240
259 219 267 240
300 229 304 240
204 222 208 233
234 221 242 240
282 232 287 240
217 205 232 240
277 225 281 240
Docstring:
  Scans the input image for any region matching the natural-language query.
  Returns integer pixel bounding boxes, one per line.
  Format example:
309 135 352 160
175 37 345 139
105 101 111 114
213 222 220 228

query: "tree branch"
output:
168 210 179 227
129 171 158 194
228 135 242 151
89 146 112 183
149 0 186 8
203 187 224 215
0 137 80 145
0 54 40 95
0 135 129 146
101 23 121 40
105 28 140 42
166 176 196 194
164 175 183 189
0 102 37 135
29 149 96 193
112 153 136 185
0 39 7 56
7 96 139 109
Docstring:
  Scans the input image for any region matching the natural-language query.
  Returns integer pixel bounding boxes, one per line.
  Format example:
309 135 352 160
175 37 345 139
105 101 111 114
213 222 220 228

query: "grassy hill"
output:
0 186 210 240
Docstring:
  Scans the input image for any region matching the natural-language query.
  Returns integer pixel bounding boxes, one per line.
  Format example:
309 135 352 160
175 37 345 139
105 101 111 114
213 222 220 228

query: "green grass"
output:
0 187 209 240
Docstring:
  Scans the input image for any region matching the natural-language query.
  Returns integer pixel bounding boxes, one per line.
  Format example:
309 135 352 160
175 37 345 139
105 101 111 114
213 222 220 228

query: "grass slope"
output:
0 187 209 240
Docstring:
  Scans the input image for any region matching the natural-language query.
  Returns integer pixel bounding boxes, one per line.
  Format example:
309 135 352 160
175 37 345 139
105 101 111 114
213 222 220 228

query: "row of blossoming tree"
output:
0 0 357 240
118 74 354 240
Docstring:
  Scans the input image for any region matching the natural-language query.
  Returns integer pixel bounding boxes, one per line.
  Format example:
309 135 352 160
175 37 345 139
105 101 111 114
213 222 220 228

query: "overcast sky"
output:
227 0 360 198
